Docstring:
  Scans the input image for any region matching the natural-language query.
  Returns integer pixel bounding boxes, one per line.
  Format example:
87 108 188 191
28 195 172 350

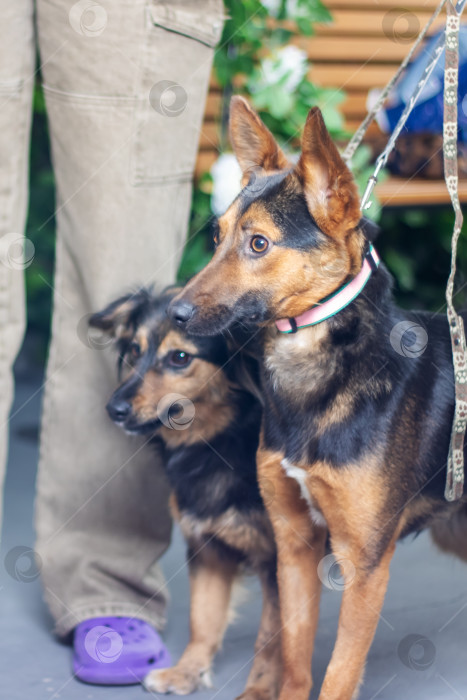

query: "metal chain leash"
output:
343 0 448 166
443 0 467 501
347 0 466 213
358 35 446 212
344 0 466 499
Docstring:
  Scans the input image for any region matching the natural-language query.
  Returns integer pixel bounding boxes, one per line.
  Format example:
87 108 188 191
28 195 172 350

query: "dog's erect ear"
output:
89 290 151 339
229 96 289 181
297 107 361 238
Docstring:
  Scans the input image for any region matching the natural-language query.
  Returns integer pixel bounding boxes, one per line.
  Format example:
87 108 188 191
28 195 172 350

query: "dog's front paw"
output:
235 688 277 700
144 665 212 695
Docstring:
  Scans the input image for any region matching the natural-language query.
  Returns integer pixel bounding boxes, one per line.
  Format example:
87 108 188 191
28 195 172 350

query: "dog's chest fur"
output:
264 324 331 397
176 505 276 569
260 268 467 549
280 458 327 527
163 397 277 571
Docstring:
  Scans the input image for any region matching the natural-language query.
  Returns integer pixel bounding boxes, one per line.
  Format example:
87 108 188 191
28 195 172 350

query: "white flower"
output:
261 0 301 17
260 0 281 16
286 0 300 15
261 45 308 92
210 153 243 217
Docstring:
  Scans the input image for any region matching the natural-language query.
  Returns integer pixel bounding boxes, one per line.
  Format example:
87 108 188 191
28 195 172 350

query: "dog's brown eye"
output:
250 235 269 254
129 342 141 360
169 350 192 367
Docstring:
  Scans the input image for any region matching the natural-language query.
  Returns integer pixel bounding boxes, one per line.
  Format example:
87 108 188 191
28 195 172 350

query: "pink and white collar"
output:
275 245 380 334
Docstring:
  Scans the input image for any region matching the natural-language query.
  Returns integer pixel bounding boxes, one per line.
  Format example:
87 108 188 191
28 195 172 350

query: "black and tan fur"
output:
90 288 281 700
168 97 467 700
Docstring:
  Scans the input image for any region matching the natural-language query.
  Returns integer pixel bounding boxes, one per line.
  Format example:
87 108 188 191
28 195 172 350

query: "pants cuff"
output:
54 602 168 639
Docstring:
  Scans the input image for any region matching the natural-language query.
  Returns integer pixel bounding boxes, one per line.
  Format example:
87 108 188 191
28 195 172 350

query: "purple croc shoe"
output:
73 616 171 685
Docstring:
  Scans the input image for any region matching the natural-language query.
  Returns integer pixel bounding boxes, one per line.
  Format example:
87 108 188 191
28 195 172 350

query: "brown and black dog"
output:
168 97 467 700
90 287 281 699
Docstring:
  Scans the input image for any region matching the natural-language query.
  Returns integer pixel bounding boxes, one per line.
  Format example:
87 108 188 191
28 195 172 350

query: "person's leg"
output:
0 0 35 532
35 0 223 638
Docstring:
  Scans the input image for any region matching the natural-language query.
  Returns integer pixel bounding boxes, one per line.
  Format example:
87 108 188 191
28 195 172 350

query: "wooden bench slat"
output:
296 35 429 63
205 91 381 123
345 119 381 135
199 4 462 207
204 92 222 119
195 150 217 176
325 0 441 10
199 118 381 150
199 122 220 150
341 92 374 116
315 10 444 36
309 64 396 90
376 178 467 206
194 150 467 207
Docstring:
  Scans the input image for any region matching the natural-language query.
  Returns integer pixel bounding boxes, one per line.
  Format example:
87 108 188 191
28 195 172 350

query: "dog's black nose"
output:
106 398 131 423
170 300 195 326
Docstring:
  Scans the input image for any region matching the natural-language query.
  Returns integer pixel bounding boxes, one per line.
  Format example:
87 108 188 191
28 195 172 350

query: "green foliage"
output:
179 0 348 281
177 181 214 282
217 0 339 142
213 0 332 91
379 207 467 313
25 81 56 358
178 0 466 320
25 5 466 360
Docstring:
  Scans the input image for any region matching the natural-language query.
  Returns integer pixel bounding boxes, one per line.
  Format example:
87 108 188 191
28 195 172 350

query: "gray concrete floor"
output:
1 347 467 700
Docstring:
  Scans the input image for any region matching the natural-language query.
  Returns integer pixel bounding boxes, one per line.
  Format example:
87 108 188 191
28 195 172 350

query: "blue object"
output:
73 617 171 685
383 27 467 142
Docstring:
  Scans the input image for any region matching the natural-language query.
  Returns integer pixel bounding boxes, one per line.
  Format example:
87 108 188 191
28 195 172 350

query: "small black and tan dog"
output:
168 97 467 700
90 287 281 699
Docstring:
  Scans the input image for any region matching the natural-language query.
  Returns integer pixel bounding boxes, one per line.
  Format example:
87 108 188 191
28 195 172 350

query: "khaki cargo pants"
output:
0 0 223 637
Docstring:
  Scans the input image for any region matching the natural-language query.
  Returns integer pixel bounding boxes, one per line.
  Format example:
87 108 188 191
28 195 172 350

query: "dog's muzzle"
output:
169 299 195 327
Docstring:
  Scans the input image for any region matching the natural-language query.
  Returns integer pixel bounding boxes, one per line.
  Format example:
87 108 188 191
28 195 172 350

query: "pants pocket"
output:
130 0 224 186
